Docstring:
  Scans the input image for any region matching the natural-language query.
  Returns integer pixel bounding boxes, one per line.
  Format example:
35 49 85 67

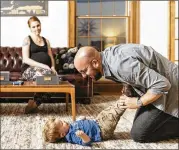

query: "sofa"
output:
0 46 93 104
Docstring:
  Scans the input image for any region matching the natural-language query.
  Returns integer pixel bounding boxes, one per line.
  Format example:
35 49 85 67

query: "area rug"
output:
0 95 178 149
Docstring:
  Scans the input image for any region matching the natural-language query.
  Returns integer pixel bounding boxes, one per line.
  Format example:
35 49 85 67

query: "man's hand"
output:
119 95 139 109
120 90 162 109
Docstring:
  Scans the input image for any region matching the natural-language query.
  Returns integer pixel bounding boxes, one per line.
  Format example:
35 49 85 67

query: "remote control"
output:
13 80 24 85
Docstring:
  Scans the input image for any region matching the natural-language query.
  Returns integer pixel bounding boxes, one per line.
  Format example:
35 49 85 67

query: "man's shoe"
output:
24 105 39 114
24 99 39 114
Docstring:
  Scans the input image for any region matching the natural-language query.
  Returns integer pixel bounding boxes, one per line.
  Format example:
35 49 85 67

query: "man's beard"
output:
94 71 102 81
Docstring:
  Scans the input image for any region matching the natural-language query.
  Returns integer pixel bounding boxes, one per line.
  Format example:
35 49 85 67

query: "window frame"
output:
168 1 178 63
68 1 140 47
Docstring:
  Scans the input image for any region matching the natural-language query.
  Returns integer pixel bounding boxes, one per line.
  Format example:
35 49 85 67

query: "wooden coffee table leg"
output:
71 88 76 121
66 93 69 112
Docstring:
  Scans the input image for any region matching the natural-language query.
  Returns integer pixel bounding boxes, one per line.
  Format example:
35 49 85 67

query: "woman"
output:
21 16 57 113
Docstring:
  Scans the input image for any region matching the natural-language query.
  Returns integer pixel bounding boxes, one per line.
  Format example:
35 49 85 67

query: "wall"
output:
140 1 169 58
1 1 68 47
1 1 170 58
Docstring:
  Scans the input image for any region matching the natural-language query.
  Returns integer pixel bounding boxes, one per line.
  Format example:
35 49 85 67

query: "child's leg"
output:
95 100 126 140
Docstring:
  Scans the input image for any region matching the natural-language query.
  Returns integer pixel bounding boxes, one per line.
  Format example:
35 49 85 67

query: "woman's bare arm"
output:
22 37 50 70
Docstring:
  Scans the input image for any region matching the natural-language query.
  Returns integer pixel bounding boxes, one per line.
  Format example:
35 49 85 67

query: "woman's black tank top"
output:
21 36 51 73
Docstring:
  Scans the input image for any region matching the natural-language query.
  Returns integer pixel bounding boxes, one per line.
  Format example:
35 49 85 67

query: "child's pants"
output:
95 100 126 140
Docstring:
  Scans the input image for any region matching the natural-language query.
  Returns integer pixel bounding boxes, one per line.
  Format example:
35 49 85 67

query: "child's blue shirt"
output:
65 119 101 146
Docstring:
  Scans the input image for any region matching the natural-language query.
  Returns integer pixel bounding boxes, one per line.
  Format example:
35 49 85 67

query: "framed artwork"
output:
1 1 48 16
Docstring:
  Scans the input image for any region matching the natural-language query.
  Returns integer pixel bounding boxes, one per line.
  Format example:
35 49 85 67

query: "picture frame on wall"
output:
1 1 48 16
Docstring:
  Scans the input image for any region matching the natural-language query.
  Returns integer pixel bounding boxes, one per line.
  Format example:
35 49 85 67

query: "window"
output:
169 1 178 64
69 0 140 51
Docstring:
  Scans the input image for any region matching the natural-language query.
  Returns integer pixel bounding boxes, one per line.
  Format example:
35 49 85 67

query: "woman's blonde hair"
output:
27 16 41 28
43 118 60 143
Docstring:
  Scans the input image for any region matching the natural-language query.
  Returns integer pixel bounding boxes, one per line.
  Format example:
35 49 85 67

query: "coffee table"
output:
0 81 76 121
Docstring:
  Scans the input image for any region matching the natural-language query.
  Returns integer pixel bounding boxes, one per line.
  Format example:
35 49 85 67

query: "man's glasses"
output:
80 63 91 75
79 59 94 75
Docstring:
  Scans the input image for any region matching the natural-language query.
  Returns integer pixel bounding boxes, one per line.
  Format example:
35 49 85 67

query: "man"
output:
74 44 178 142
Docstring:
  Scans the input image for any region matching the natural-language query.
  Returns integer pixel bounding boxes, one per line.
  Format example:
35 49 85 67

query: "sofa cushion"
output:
0 46 79 75
56 47 78 74
0 47 22 72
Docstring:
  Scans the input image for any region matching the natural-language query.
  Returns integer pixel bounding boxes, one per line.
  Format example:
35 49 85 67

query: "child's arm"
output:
75 130 91 146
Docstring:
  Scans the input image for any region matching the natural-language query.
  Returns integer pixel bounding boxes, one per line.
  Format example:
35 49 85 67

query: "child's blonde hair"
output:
43 118 60 143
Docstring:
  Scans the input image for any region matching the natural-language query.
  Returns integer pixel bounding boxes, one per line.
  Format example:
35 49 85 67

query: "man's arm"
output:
118 58 171 109
138 90 162 106
120 90 163 109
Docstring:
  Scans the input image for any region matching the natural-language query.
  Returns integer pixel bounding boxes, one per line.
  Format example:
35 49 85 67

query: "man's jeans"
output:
130 104 179 142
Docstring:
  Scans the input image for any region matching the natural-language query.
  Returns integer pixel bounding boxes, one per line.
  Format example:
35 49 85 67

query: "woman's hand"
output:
119 95 139 109
51 66 58 75
40 64 51 70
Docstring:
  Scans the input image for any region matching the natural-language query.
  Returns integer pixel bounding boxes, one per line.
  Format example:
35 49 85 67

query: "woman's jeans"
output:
22 66 53 106
130 104 179 142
